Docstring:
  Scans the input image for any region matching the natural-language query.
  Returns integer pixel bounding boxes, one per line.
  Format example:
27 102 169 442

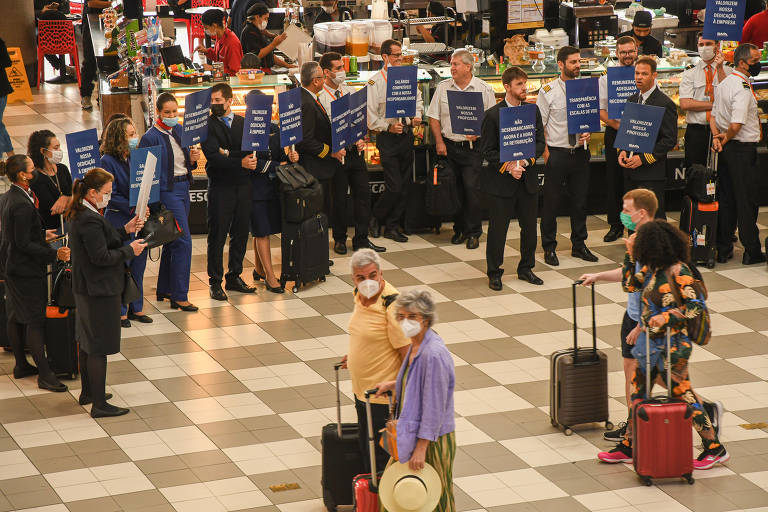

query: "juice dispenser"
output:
370 19 392 55
327 22 348 55
346 20 371 57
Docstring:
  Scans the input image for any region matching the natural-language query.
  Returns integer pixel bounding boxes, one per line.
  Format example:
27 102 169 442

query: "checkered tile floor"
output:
3 82 768 512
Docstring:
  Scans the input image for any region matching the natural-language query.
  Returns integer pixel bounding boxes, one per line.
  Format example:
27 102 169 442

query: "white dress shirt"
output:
679 59 731 125
711 70 761 143
158 125 188 176
366 67 424 133
425 75 496 142
536 77 574 148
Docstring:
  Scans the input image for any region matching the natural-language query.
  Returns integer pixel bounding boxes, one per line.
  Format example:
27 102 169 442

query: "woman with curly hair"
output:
598 220 728 470
27 130 73 231
100 117 151 328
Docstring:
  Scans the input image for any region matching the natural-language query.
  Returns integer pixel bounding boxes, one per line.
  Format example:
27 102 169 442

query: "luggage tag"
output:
706 182 716 197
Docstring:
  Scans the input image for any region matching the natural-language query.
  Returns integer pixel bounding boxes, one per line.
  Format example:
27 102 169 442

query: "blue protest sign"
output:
181 87 211 147
607 66 637 119
242 93 273 152
278 87 303 148
65 128 100 180
128 146 161 207
447 90 484 137
614 102 666 154
385 65 417 118
499 104 537 163
349 87 367 142
703 0 746 41
330 94 350 154
566 77 600 134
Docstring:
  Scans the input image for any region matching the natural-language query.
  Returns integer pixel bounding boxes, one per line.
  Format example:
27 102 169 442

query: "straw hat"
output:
378 462 442 512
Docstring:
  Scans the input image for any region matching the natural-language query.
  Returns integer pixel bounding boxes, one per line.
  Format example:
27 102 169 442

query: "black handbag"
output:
138 208 184 249
52 262 76 309
122 269 141 305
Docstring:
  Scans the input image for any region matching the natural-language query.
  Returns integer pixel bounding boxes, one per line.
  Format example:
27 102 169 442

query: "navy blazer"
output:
139 124 194 192
0 186 57 279
201 114 251 187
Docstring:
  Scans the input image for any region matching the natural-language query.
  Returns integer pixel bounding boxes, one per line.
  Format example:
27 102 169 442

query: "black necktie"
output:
335 90 341 99
569 133 577 146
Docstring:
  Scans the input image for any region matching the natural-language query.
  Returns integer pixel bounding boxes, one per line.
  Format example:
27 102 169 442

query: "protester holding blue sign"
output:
479 66 545 291
536 46 597 267
139 92 201 312
599 36 638 243
618 56 678 220
427 49 496 251
99 117 153 328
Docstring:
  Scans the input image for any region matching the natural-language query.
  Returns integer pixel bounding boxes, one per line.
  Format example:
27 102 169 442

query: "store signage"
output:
349 87 368 143
129 145 161 207
278 87 303 148
565 77 600 134
330 94 350 154
614 102 665 155
607 66 637 120
65 128 101 180
181 88 211 147
703 0 746 41
447 90 485 136
385 65 418 118
499 103 537 162
242 93 273 152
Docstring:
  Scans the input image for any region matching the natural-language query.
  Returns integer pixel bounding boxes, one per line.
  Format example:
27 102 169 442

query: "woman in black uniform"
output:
240 2 290 72
65 167 146 418
0 155 70 391
28 130 72 231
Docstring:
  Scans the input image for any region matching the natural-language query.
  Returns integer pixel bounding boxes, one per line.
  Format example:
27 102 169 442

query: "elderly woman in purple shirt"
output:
375 289 456 512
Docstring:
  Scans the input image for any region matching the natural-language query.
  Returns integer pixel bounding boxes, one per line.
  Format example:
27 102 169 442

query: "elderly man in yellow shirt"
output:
342 248 410 472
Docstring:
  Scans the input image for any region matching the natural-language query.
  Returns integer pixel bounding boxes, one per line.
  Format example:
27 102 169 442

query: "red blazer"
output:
205 29 243 75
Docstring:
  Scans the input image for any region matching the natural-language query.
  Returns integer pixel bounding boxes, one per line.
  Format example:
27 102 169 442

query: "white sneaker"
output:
81 96 93 110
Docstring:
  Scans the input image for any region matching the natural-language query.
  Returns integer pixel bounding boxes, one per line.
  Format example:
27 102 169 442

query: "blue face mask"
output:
162 116 179 127
128 138 139 150
620 211 637 232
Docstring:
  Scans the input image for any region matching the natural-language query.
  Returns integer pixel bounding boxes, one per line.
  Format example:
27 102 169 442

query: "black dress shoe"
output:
716 249 734 263
603 226 623 243
466 236 479 250
488 276 503 291
13 364 38 379
170 300 199 312
252 270 264 281
265 282 285 294
544 250 560 266
91 403 130 418
156 292 171 302
120 318 131 328
127 312 153 323
743 251 766 265
334 241 348 255
451 233 466 245
46 74 77 84
225 277 256 293
518 270 544 285
79 393 113 406
383 229 408 243
572 245 599 262
353 239 386 253
38 378 68 392
369 217 381 238
210 284 228 301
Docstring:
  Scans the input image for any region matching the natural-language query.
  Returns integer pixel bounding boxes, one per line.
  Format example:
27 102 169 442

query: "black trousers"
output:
207 183 252 285
45 55 66 74
624 176 667 220
486 190 537 278
373 132 413 231
79 19 98 98
331 151 371 245
446 141 483 238
604 128 623 229
684 123 712 168
716 141 761 256
354 397 390 473
540 147 589 252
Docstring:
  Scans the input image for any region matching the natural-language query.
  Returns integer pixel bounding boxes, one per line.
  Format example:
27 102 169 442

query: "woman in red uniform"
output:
195 8 243 75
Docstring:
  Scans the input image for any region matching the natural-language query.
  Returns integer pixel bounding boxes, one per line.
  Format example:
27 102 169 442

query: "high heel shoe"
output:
156 292 171 302
170 300 199 312
265 281 285 294
252 270 265 282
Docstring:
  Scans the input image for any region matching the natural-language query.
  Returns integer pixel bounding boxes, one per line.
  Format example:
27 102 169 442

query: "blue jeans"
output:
157 181 192 302
0 96 13 154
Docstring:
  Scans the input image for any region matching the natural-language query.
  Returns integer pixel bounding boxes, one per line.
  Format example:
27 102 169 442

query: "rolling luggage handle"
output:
644 326 673 401
364 388 393 491
334 362 344 437
572 280 598 363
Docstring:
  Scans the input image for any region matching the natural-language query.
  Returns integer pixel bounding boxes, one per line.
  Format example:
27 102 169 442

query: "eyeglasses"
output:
618 50 637 56
388 53 402 58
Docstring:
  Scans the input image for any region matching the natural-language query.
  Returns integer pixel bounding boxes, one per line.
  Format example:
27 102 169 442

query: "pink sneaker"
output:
694 447 730 470
598 444 633 463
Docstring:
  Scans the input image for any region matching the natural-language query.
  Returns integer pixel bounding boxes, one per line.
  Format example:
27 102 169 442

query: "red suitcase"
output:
352 389 390 512
632 328 695 486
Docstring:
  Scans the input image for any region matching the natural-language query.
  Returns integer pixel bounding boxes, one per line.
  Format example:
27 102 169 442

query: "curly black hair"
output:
633 220 690 270
27 129 57 170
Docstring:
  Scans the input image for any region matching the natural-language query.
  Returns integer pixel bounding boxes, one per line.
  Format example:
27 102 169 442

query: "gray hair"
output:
734 43 757 68
300 61 321 86
452 49 475 70
350 248 381 273
396 289 437 327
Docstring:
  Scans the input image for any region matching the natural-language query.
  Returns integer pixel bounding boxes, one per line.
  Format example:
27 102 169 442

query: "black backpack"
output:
685 150 717 203
425 158 461 217
276 163 324 223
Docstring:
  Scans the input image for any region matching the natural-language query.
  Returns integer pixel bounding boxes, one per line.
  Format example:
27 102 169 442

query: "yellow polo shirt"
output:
347 281 410 404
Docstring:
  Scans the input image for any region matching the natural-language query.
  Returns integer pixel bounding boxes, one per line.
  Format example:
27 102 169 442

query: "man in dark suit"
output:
296 61 346 227
480 66 546 291
202 83 258 301
618 56 677 219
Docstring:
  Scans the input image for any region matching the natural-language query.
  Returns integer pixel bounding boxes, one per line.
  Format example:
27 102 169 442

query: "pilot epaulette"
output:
685 63 695 70
743 82 752 89
542 84 551 93
367 79 375 85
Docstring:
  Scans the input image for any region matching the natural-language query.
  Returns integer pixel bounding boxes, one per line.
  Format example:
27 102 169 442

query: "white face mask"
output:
332 70 346 86
96 192 111 209
357 279 380 299
400 318 422 338
698 45 715 62
259 20 268 30
47 149 63 164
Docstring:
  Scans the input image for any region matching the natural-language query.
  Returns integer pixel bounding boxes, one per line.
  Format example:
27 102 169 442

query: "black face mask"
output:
748 61 762 77
211 104 226 117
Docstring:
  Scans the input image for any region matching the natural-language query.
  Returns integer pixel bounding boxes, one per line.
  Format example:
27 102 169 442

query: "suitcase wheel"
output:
564 427 573 436
319 275 326 282
292 285 300 293
550 418 558 427
706 258 715 269
642 476 652 487
684 474 695 485
605 421 614 430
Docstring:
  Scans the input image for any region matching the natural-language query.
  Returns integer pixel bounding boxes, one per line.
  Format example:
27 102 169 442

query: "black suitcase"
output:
45 305 79 380
280 213 330 294
425 158 461 217
679 196 718 269
0 282 9 351
549 281 611 435
276 163 324 223
685 149 717 204
322 363 365 512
